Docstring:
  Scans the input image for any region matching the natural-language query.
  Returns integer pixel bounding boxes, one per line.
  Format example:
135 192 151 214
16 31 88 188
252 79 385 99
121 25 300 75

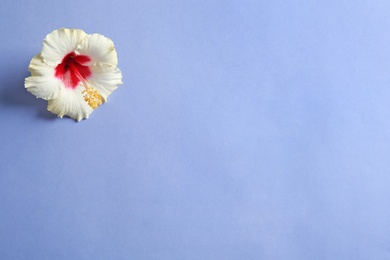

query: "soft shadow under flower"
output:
0 57 56 120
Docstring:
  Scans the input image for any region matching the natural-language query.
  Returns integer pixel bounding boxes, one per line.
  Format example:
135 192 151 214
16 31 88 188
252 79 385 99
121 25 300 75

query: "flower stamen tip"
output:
82 86 103 109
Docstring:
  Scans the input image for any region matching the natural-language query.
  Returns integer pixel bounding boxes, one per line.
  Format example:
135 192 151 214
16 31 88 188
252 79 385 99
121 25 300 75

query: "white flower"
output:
25 28 123 121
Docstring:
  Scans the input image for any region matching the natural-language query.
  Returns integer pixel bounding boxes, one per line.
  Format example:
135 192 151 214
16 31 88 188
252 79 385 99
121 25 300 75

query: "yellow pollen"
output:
82 85 103 109
71 66 103 109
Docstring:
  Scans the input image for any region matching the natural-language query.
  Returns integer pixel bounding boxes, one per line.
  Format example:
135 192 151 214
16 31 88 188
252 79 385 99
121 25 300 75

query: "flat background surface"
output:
1 1 390 259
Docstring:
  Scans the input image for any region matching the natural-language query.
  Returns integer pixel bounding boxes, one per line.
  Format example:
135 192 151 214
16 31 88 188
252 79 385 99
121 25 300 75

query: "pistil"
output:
70 63 103 109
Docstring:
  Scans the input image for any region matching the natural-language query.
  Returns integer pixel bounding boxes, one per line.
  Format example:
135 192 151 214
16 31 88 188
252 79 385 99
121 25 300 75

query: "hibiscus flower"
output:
25 28 123 121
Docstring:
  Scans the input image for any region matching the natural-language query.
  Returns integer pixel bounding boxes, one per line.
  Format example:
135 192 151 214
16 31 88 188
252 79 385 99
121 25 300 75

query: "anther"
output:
82 86 103 109
71 65 103 109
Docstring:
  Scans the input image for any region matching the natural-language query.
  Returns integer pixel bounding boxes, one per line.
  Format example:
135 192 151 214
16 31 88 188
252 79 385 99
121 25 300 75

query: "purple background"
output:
1 0 390 259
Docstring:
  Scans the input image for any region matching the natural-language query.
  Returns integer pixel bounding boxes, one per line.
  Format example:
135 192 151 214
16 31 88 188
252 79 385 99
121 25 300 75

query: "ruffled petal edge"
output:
89 63 123 102
47 85 93 121
76 33 118 66
41 28 88 66
25 53 60 100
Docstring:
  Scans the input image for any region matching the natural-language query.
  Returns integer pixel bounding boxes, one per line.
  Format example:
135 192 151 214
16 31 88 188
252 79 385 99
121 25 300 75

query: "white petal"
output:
77 33 118 66
41 28 87 66
47 85 93 121
89 64 123 101
25 54 60 100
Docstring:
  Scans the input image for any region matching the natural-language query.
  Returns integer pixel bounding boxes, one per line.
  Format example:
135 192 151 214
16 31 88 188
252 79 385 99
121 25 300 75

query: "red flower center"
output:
55 52 92 89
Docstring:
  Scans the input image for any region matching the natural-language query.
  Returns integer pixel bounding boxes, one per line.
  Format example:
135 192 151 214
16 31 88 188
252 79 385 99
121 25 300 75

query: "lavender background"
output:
1 0 390 259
